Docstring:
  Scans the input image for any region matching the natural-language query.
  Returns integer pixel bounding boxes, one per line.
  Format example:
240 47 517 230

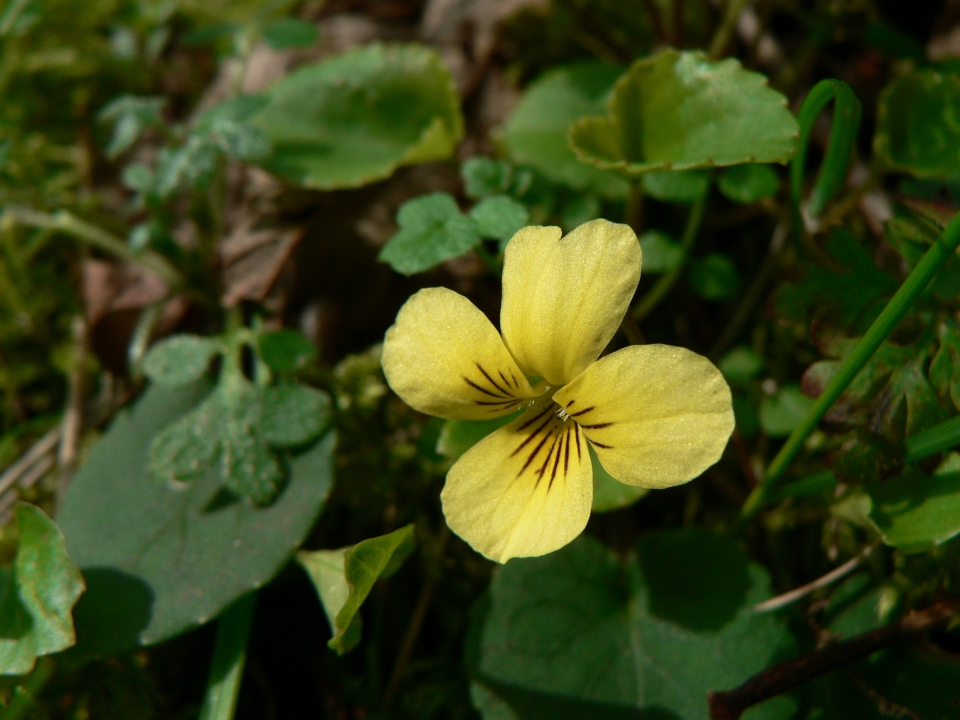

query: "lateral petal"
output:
382 287 536 420
552 344 734 489
441 400 593 563
500 219 642 386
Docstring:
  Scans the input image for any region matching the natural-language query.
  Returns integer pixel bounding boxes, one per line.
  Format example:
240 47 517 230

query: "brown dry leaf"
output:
220 216 304 307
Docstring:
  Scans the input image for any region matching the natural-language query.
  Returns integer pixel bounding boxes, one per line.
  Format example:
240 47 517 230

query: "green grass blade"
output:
905 415 960 462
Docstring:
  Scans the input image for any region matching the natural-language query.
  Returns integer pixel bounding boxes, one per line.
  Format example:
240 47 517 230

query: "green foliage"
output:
379 193 481 275
689 253 740 300
469 196 529 244
875 69 960 177
97 95 166 158
471 531 796 720
142 335 221 386
58 381 336 657
867 464 960 552
252 43 463 189
261 18 317 50
759 386 814 438
0 504 85 675
436 415 518 460
462 158 535 201
718 346 765 386
590 449 646 512
642 169 710 203
569 50 798 177
501 61 628 199
717 164 779 204
298 525 416 654
638 230 683 273
257 330 318 373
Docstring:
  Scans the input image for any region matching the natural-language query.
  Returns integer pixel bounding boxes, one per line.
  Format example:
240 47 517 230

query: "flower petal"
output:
552 344 734 489
441 400 593 562
382 287 536 420
500 219 641 386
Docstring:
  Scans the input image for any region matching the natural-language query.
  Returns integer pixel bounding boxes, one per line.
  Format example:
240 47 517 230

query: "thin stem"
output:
625 180 644 234
632 195 706 322
0 657 56 720
753 544 875 613
199 592 257 720
707 0 750 59
1 207 183 288
741 210 960 520
708 601 958 720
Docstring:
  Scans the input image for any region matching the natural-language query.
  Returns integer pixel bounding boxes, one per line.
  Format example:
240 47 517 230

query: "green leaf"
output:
590 448 646 512
142 335 221 386
717 164 779 203
867 465 960 552
470 195 529 243
97 95 166 159
874 69 960 178
642 169 710 203
760 385 815 438
0 504 85 675
257 382 332 447
472 531 796 720
297 525 416 655
148 397 220 485
906 415 960 462
219 418 283 506
569 50 798 177
58 381 336 657
379 193 481 275
501 61 629 199
436 413 519 460
689 253 740 300
462 158 534 201
257 329 318 373
261 18 317 49
252 43 463 189
559 195 601 231
929 319 960 412
718 346 765 386
638 230 683 273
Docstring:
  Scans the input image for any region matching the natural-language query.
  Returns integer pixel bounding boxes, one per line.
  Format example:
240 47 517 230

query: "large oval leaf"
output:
471 530 797 720
569 50 798 176
252 43 463 189
501 61 629 200
58 381 336 657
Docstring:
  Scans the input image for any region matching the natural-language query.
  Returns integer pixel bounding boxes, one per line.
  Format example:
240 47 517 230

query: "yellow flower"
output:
382 219 734 563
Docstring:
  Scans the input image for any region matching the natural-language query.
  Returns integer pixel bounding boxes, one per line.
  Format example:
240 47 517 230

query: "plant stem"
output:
199 592 257 720
625 180 644 233
708 601 958 720
740 210 960 520
632 194 706 322
707 0 749 59
0 657 56 720
1 206 183 288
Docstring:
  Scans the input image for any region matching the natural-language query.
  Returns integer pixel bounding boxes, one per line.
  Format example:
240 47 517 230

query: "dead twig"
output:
753 544 876 613
708 601 958 720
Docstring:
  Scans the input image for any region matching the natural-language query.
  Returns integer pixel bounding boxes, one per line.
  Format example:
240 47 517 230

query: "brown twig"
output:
707 601 958 720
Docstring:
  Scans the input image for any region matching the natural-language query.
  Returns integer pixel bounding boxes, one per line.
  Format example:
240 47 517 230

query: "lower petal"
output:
441 401 593 563
552 344 734 489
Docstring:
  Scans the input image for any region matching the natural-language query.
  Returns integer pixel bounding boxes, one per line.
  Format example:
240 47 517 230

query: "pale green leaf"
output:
379 193 480 274
148 397 220 485
717 163 779 203
590 448 646 513
759 385 814 438
142 335 221 386
867 465 960 552
501 61 629 199
257 382 332 447
642 169 710 203
0 504 85 675
252 43 463 189
719 346 765 386
470 195 528 242
638 230 683 273
569 50 797 177
298 524 416 655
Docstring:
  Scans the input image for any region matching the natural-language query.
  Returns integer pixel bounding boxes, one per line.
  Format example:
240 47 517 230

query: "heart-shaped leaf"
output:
58 381 336 658
378 193 481 275
569 50 798 177
252 43 463 189
0 504 85 675
867 463 960 553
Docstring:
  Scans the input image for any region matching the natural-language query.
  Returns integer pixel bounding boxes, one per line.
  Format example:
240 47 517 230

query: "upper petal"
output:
500 219 642 386
382 287 536 420
552 344 734 489
441 400 593 563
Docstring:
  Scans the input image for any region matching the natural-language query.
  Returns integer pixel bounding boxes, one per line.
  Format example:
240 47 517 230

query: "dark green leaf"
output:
569 50 797 177
261 18 317 50
501 61 628 199
642 169 710 203
689 253 740 300
462 158 534 201
638 230 683 273
0 504 85 675
436 413 519 460
379 193 481 274
760 385 815 438
257 330 317 373
473 531 796 720
148 397 220 485
142 335 221 386
717 164 779 203
257 382 332 447
867 464 960 552
718 346 764 386
59 381 336 657
559 195 601 231
930 319 960 412
874 69 960 177
470 195 529 242
219 419 283 506
297 525 416 655
252 43 463 189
